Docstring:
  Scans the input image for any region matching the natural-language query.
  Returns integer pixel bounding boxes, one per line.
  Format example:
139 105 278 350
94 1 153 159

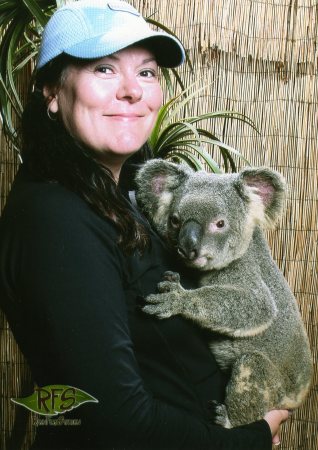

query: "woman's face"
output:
46 46 163 177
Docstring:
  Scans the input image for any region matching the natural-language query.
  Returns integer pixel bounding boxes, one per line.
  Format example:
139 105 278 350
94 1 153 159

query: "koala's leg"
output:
225 352 284 427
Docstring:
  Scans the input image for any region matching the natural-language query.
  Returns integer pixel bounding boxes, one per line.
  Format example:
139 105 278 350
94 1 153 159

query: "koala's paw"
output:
157 280 180 293
143 290 183 319
163 271 181 283
208 401 232 429
158 272 182 294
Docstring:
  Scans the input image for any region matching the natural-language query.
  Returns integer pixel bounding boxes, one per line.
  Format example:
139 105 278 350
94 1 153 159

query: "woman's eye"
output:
94 65 113 76
139 69 157 78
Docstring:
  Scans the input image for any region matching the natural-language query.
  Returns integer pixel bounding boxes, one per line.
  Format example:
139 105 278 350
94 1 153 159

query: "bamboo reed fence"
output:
0 0 317 449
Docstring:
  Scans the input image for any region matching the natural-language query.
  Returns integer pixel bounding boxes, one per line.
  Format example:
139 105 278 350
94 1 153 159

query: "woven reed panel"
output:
1 0 317 448
0 23 35 443
0 136 34 450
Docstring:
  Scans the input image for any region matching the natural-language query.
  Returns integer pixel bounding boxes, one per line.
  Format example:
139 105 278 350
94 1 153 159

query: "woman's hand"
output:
264 409 290 446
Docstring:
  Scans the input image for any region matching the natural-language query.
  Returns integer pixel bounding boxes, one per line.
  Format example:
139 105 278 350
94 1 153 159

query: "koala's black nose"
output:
177 246 198 260
178 220 202 261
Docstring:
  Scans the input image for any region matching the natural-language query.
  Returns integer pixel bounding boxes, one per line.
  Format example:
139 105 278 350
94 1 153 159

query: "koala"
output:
135 159 313 428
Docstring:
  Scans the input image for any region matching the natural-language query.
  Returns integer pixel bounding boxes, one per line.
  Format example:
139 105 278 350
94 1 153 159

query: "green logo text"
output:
11 385 98 416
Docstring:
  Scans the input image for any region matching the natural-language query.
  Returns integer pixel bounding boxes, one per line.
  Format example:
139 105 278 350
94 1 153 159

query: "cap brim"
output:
65 30 185 68
138 35 185 68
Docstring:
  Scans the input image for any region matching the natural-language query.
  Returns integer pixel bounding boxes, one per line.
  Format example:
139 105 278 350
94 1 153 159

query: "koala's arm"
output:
144 277 277 338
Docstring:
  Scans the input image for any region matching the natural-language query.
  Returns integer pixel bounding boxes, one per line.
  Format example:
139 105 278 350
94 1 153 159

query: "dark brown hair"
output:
21 54 151 254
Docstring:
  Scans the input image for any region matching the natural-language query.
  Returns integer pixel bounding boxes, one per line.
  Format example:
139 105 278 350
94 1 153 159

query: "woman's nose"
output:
116 74 143 103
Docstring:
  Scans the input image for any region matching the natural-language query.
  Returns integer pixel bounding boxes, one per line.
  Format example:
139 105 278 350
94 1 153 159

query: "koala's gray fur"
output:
135 159 313 427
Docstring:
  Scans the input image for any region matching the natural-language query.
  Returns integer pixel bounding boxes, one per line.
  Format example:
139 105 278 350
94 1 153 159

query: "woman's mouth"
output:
104 114 144 121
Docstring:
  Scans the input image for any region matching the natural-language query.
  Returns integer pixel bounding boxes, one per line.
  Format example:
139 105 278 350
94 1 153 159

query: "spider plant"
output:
0 0 55 152
149 81 256 172
0 0 257 172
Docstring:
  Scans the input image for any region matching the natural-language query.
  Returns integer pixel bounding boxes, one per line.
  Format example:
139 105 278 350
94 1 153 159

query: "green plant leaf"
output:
160 67 174 98
0 0 57 151
149 78 256 173
166 150 204 170
172 143 222 173
11 385 98 416
149 96 179 149
22 0 50 27
161 81 207 129
186 110 259 133
155 121 202 153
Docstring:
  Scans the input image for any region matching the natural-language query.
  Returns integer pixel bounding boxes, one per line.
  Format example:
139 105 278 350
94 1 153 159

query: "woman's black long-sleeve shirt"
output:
0 166 272 449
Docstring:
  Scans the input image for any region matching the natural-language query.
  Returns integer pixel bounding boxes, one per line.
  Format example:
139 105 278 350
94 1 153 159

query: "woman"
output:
0 1 288 449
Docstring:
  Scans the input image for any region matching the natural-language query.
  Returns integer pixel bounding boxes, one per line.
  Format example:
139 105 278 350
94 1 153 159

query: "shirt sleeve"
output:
4 182 272 450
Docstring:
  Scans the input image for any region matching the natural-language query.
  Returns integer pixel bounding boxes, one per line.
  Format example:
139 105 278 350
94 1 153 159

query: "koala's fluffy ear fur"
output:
135 159 192 223
235 167 286 228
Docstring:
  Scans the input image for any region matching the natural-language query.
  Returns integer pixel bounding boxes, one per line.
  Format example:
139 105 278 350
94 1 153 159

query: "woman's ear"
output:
43 85 59 113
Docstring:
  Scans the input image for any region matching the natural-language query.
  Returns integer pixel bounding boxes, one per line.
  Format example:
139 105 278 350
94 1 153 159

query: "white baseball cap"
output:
37 0 185 69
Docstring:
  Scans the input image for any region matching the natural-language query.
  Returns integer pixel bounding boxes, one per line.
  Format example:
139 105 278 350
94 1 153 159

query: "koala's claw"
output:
143 291 182 319
208 401 231 428
158 281 179 293
144 294 162 305
163 271 180 283
142 304 173 319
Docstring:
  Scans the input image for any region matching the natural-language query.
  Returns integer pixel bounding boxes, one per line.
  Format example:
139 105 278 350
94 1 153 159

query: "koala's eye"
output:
170 213 181 229
216 220 225 229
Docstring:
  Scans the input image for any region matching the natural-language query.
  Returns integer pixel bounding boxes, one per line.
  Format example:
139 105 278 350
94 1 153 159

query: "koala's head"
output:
135 159 286 270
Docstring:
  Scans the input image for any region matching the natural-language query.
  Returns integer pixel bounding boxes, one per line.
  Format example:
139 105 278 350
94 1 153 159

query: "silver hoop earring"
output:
47 106 57 121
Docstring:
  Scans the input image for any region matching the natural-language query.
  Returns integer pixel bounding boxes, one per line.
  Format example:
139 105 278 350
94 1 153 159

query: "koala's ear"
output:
236 167 286 227
135 159 191 217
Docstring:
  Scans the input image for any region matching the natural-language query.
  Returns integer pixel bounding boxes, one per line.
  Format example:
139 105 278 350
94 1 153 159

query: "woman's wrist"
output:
264 409 289 445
